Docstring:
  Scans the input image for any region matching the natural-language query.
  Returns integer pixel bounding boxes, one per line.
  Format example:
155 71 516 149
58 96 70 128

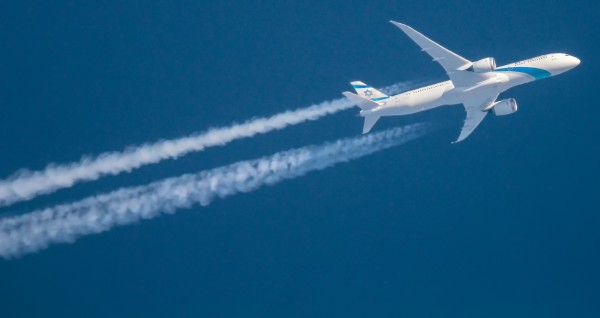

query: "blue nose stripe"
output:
495 67 552 80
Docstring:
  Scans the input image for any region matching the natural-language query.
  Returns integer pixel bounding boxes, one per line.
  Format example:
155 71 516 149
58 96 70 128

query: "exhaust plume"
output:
0 82 414 207
0 124 427 259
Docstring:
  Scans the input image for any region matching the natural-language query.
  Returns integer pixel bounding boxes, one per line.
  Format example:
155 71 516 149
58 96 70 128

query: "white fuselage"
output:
360 53 580 117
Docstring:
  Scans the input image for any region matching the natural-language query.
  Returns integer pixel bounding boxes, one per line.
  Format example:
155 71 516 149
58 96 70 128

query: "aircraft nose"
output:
570 56 581 67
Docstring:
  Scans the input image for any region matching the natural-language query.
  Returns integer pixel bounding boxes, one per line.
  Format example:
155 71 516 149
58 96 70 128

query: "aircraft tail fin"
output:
341 90 382 134
350 81 389 102
362 115 381 134
342 91 380 110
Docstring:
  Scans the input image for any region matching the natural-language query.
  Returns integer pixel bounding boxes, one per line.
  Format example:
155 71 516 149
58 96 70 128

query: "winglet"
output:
389 21 413 33
453 110 488 143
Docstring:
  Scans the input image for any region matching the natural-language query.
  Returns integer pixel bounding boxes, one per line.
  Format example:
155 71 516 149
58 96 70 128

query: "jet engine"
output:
492 98 518 116
471 57 496 73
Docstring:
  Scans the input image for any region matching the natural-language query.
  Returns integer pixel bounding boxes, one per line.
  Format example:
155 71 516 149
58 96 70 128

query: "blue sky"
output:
0 1 598 317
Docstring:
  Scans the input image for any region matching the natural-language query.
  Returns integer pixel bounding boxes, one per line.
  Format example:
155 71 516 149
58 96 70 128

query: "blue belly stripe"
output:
495 67 552 80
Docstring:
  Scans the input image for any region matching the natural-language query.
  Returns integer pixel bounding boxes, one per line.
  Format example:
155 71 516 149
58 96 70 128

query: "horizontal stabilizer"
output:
363 115 380 134
342 91 380 110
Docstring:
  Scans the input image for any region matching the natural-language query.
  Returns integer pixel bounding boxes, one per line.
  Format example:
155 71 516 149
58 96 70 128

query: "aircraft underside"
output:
342 21 580 142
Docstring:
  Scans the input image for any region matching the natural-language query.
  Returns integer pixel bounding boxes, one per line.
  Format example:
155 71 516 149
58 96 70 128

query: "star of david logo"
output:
364 89 373 97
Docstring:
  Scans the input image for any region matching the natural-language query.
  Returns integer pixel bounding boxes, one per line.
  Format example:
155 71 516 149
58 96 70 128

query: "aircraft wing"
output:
454 94 498 143
390 21 490 87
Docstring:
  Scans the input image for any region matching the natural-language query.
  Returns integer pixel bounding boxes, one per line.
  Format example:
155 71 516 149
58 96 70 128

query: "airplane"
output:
343 21 581 143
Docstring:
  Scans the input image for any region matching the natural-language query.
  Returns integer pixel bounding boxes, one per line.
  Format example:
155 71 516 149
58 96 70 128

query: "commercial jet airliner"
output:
343 21 580 142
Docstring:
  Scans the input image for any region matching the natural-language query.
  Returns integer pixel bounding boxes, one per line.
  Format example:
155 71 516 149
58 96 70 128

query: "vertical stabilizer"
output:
351 81 389 102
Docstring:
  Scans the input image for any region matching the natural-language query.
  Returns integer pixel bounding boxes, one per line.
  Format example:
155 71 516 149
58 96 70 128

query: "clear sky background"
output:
0 1 598 317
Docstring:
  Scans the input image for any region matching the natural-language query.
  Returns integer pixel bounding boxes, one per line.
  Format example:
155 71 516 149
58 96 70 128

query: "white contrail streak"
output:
0 82 414 207
0 124 427 259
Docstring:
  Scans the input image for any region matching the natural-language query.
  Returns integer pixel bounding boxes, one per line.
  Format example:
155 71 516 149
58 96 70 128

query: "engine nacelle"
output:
471 57 496 73
492 98 518 116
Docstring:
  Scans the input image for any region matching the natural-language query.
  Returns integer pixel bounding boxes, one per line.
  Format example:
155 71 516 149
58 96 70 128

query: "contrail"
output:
0 124 428 259
0 82 414 207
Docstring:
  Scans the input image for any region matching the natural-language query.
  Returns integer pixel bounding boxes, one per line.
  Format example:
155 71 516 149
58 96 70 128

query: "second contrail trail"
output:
0 82 414 207
0 123 428 259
